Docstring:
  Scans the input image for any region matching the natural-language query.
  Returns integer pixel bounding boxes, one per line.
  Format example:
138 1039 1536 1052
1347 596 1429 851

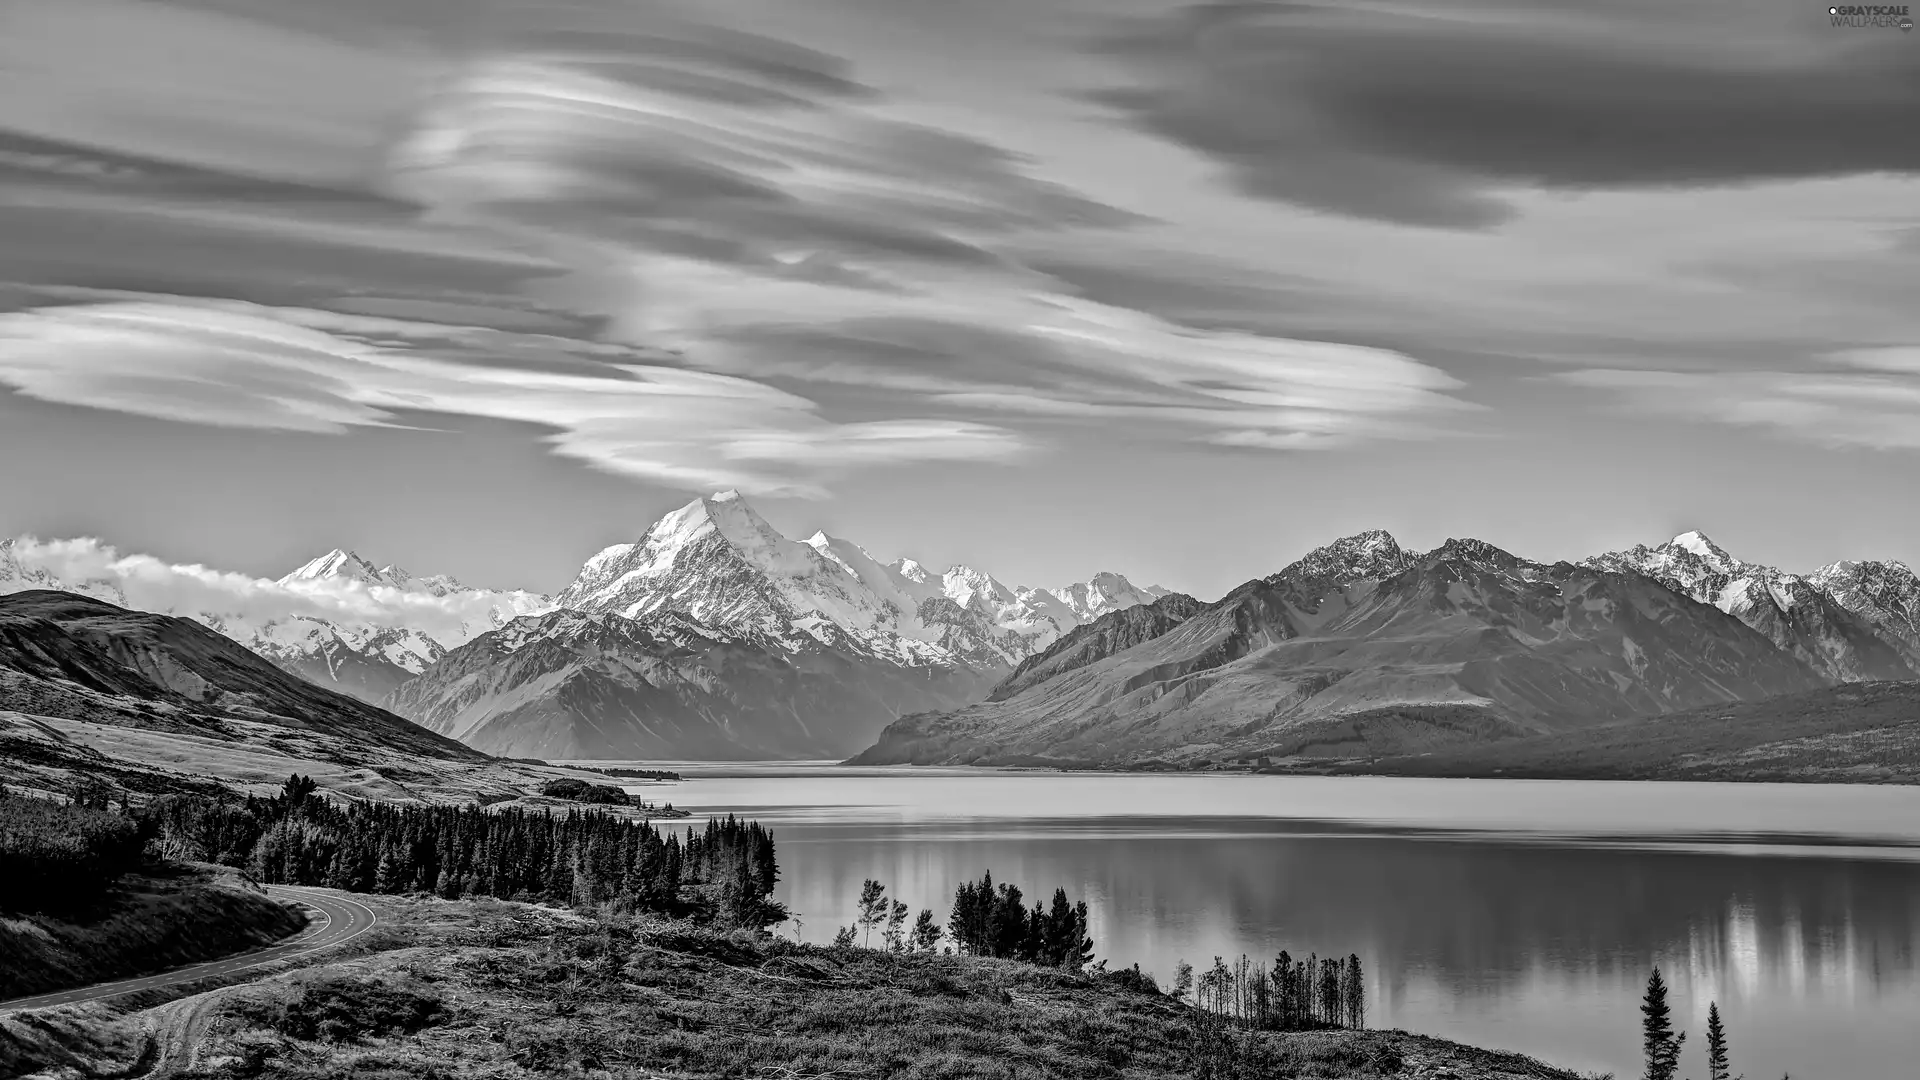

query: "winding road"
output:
0 885 378 1013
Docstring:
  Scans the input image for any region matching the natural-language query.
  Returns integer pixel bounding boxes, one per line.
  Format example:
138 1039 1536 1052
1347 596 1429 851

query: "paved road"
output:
0 885 378 1013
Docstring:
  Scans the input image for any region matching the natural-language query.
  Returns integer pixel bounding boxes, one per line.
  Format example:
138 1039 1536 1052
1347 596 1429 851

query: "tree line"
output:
145 775 784 927
825 871 1097 971
1173 952 1366 1031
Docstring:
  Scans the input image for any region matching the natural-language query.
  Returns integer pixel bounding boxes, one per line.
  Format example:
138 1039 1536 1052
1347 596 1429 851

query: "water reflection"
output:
644 772 1920 1080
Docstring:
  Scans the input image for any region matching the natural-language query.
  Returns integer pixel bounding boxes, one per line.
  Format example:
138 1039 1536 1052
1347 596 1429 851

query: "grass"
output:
0 861 305 1000
171 901 1589 1080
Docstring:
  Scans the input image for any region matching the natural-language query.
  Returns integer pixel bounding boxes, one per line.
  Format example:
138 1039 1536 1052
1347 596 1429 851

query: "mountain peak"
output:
281 548 402 588
1667 530 1736 566
1427 537 1523 569
1277 529 1415 584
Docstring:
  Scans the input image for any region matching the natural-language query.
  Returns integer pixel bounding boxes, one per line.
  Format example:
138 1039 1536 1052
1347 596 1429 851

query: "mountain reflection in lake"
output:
626 767 1920 1079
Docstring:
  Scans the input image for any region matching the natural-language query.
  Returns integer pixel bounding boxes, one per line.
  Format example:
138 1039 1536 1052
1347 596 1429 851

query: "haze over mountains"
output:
6 496 1919 764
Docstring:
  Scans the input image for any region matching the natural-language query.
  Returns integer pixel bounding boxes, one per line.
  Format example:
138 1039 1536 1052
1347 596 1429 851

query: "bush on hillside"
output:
0 788 151 913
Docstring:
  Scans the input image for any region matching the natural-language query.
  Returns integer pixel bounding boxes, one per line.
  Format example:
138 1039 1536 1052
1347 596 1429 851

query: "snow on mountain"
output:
1584 532 1915 683
855 535 1830 767
1808 558 1920 664
1272 529 1419 588
386 607 996 759
0 535 553 703
556 491 1169 670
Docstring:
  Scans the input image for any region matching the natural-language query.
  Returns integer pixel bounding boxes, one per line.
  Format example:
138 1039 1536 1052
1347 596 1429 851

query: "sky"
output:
1 0 1917 600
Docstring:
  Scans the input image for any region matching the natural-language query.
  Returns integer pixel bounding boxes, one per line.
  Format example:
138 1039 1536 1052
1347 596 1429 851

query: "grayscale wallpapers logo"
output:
1829 4 1914 28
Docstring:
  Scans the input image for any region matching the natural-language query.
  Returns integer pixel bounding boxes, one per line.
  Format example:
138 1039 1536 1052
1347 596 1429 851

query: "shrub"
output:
0 790 150 913
229 974 449 1043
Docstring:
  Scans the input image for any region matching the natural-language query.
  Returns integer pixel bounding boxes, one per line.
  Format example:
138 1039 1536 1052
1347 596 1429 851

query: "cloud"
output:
657 282 1476 450
2 535 546 649
0 300 1028 496
0 0 1479 489
1085 0 1920 228
387 55 1145 291
1558 347 1920 451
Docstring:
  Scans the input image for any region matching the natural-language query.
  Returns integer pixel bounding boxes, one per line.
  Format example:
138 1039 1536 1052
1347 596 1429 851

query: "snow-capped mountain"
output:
1271 529 1418 587
1584 532 1916 683
854 531 1830 767
553 491 1169 670
280 549 471 598
0 537 553 704
387 608 995 759
1807 559 1920 665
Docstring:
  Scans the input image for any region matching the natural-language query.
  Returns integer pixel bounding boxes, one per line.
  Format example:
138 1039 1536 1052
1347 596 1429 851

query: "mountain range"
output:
7 501 1919 764
853 531 1920 767
2 493 1170 760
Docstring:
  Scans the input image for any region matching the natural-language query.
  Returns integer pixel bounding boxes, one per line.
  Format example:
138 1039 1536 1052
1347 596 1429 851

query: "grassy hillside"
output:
0 590 483 762
1320 680 1920 783
0 861 305 1000
6 898 1585 1080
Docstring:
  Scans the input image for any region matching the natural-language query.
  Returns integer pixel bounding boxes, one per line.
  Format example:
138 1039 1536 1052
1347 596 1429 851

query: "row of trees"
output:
825 873 1097 971
146 775 785 927
946 872 1095 969
1174 952 1366 1031
830 879 945 952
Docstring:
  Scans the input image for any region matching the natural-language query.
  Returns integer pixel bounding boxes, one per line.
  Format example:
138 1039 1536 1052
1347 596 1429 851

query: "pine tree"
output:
1172 960 1194 1003
1706 1002 1730 1080
910 908 942 951
856 879 887 948
883 899 909 952
1641 967 1687 1080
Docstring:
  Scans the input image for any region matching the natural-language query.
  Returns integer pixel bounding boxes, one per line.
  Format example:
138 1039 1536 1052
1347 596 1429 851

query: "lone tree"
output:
1705 1002 1731 1080
1641 967 1687 1080
882 899 910 952
1172 959 1195 1003
856 879 887 948
909 908 942 951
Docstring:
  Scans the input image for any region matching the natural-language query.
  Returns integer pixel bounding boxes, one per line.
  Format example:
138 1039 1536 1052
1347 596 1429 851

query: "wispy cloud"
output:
0 300 1028 497
1559 347 1920 451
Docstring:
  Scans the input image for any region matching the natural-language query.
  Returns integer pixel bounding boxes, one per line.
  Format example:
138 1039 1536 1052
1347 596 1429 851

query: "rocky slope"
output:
0 589 483 760
850 534 1829 766
1584 532 1916 683
1807 558 1920 666
385 609 995 760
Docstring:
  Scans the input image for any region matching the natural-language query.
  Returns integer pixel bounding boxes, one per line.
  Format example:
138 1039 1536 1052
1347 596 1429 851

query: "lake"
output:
616 766 1920 1079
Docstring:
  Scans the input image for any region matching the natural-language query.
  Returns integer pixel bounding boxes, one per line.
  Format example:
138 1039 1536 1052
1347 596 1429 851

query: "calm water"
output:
608 765 1920 1080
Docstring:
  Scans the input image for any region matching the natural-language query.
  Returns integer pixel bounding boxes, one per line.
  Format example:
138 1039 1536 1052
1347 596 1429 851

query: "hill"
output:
851 536 1828 767
0 590 481 762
